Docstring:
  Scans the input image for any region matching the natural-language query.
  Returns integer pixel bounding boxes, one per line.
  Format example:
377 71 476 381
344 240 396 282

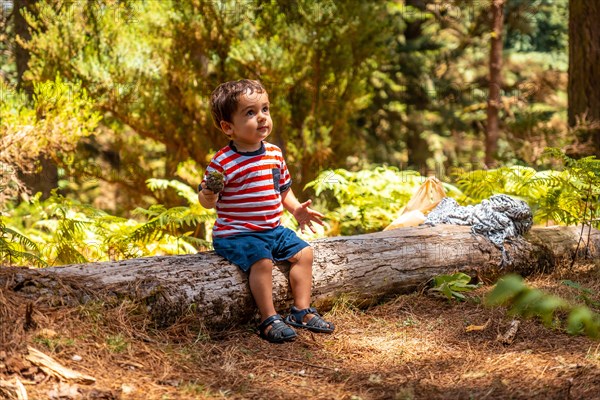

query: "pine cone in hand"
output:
205 171 225 193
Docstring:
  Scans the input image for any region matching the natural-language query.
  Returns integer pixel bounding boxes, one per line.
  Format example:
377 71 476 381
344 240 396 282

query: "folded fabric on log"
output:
425 194 533 265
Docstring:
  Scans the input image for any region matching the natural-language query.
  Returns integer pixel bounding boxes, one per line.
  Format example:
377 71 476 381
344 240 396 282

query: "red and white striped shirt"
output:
202 141 292 238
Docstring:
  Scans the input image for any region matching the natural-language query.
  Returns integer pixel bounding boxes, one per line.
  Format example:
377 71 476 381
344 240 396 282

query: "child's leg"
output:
287 246 334 332
288 246 313 313
248 258 277 321
250 257 297 342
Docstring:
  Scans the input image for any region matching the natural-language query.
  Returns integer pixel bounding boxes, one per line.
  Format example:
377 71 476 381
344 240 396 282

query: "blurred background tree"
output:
568 1 600 157
2 0 573 212
2 0 597 265
11 0 388 213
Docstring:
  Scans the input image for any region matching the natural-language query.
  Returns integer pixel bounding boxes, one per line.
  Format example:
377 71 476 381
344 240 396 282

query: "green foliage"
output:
363 0 569 170
0 76 101 203
8 0 569 210
107 178 215 258
33 335 75 353
146 178 200 206
429 272 482 302
105 334 128 353
561 280 600 309
21 0 387 199
4 192 118 265
567 307 600 338
542 148 600 228
486 274 600 338
504 0 568 54
453 148 600 228
301 155 597 236
1 179 215 267
0 217 46 267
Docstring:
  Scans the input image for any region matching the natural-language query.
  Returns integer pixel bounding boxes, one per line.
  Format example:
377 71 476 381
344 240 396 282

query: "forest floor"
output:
2 262 600 400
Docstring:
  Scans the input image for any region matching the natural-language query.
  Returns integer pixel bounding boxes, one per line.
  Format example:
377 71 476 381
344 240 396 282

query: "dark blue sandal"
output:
285 306 335 333
258 314 297 343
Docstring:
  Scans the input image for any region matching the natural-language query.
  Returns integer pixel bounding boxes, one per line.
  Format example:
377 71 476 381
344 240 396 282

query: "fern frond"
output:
132 205 167 218
0 239 47 267
3 227 40 252
53 243 88 265
146 178 198 205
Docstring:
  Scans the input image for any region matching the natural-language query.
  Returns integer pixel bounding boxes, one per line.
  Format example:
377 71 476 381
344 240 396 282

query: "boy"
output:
198 79 335 343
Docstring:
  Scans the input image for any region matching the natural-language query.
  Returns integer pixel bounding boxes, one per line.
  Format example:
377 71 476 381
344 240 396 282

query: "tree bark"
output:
13 0 36 93
568 1 600 157
2 225 598 329
14 0 58 200
485 0 504 168
403 0 433 171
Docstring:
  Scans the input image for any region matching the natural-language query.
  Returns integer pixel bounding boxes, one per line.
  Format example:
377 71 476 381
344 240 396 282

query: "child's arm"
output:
198 182 218 209
281 188 325 233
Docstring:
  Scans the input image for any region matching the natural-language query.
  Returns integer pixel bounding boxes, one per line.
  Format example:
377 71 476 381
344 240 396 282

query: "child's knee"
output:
250 258 274 272
289 246 313 263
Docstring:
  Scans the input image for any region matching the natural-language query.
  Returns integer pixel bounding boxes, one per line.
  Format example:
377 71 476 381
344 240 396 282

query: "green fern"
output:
486 274 600 338
105 180 216 258
0 219 46 267
112 205 212 256
31 194 108 265
146 178 199 205
542 148 600 224
2 178 217 266
454 148 600 229
305 165 462 235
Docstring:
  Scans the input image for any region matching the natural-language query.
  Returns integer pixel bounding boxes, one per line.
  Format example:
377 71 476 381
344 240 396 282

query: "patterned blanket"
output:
424 194 533 266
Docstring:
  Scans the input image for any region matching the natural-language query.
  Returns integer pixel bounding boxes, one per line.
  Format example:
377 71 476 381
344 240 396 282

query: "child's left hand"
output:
293 200 325 233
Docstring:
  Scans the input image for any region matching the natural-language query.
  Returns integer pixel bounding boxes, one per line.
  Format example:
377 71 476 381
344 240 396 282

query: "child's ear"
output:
220 120 234 136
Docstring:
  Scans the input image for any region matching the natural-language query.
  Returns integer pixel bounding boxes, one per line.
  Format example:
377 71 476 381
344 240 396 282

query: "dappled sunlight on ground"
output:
2 263 600 399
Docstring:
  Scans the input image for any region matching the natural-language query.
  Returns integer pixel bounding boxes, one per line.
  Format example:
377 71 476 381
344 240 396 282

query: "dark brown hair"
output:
210 79 266 131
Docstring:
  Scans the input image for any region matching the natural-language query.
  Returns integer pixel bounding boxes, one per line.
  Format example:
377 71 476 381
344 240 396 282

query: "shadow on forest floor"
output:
2 262 600 399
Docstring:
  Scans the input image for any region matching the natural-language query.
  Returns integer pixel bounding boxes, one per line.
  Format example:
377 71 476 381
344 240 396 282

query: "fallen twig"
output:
25 347 95 384
0 377 28 400
497 319 520 345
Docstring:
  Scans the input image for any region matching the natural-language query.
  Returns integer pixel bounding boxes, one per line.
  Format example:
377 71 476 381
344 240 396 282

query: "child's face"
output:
220 90 272 152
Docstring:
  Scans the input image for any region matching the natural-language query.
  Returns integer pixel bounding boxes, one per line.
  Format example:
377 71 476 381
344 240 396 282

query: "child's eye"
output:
246 110 255 116
262 106 269 113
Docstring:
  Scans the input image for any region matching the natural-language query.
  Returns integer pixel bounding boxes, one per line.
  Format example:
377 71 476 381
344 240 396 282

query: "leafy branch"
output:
486 274 600 339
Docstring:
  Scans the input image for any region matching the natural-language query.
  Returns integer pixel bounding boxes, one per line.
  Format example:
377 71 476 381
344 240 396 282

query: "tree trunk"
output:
568 1 600 157
16 156 59 200
14 0 35 93
403 0 433 171
2 226 598 328
14 0 58 199
485 0 504 168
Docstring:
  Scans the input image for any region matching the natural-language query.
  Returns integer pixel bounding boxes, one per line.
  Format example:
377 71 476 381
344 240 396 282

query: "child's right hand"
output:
200 182 218 203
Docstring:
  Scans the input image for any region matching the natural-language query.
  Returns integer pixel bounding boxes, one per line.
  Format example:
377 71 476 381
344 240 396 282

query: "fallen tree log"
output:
2 225 598 328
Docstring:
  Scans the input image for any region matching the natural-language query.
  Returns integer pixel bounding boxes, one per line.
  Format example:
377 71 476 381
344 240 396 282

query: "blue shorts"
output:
212 225 310 272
